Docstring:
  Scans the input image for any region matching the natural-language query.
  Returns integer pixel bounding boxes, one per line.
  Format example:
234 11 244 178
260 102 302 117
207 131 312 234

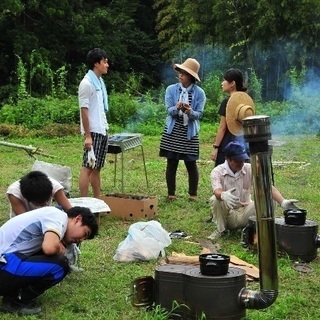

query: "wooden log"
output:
273 161 306 165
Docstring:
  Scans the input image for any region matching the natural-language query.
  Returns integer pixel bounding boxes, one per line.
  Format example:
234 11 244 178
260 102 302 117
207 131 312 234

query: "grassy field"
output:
0 128 320 320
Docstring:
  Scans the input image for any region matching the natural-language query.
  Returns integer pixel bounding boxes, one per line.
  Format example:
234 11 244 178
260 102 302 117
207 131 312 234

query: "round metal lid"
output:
185 266 246 278
292 262 314 273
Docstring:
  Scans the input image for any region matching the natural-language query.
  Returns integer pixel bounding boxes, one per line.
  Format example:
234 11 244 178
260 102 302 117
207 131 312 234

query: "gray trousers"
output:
210 195 256 233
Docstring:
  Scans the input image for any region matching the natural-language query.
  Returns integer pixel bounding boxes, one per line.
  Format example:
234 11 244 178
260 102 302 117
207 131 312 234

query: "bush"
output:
201 71 224 124
41 123 79 138
108 92 139 127
0 124 30 138
108 90 167 135
257 101 288 118
0 96 79 129
0 123 79 138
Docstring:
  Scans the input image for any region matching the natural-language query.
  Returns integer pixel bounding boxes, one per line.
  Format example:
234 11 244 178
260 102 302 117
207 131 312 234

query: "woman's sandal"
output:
166 195 177 202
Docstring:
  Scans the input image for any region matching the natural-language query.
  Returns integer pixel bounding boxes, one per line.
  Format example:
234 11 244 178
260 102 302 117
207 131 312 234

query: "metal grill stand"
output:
107 133 149 192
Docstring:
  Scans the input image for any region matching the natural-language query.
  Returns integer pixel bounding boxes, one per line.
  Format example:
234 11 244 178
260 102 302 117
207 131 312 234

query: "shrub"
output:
0 96 79 129
108 92 139 127
256 101 286 118
108 90 167 135
201 71 224 124
41 123 79 138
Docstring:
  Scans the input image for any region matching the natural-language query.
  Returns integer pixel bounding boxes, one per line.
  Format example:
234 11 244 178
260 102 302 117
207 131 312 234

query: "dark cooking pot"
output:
284 209 307 225
199 253 230 276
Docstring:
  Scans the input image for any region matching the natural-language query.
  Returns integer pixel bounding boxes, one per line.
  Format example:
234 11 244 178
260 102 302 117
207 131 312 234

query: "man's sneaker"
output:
69 264 84 273
204 216 213 223
208 230 230 241
0 296 42 315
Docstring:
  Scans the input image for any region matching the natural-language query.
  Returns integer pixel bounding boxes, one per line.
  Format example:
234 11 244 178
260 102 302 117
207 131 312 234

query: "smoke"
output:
149 42 320 136
271 67 320 135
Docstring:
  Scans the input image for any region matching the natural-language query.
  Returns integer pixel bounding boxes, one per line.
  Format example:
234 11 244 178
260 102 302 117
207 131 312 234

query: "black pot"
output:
284 209 307 225
199 253 230 276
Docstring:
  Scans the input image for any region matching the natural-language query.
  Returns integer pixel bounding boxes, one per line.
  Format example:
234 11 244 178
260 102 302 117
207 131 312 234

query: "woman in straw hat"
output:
159 58 206 202
210 68 251 166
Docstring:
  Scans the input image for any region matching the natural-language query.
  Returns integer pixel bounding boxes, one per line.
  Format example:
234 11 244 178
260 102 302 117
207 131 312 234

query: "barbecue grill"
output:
107 133 148 192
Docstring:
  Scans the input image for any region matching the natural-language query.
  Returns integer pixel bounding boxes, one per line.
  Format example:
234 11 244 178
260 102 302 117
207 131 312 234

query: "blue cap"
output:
224 141 250 161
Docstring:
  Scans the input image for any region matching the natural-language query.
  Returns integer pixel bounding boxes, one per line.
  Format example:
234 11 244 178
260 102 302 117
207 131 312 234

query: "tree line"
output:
1 0 320 103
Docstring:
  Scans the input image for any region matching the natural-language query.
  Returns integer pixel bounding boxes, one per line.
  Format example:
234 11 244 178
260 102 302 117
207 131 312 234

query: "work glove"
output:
221 188 240 209
65 243 81 265
281 199 300 210
87 148 96 169
65 244 83 272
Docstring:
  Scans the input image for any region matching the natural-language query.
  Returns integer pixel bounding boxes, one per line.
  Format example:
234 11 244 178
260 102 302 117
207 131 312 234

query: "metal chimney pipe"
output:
239 115 278 309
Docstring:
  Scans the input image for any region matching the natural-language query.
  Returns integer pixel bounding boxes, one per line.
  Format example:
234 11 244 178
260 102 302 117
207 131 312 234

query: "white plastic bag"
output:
32 160 72 193
113 221 172 262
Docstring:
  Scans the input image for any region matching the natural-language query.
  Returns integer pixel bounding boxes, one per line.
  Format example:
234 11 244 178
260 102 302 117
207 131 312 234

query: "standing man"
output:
78 48 109 198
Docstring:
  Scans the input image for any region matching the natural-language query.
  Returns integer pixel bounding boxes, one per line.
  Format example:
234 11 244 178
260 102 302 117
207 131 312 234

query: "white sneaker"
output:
69 265 84 273
208 230 222 240
208 230 229 241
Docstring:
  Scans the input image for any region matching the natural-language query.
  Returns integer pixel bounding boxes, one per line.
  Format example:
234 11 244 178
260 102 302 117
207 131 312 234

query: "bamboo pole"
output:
0 140 56 158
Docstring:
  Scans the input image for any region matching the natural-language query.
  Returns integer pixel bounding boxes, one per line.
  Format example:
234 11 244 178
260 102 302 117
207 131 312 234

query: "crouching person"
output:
6 171 84 272
0 206 98 316
208 141 299 241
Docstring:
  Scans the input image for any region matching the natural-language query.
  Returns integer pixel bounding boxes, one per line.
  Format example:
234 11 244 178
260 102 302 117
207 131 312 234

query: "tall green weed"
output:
3 64 317 137
0 96 79 129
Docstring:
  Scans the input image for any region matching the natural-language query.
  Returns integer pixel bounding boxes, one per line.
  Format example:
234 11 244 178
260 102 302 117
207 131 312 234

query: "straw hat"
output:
226 92 255 136
174 58 201 81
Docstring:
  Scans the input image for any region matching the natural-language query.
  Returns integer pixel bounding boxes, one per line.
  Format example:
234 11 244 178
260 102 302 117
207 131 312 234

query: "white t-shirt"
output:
0 206 68 256
6 177 64 218
78 77 108 135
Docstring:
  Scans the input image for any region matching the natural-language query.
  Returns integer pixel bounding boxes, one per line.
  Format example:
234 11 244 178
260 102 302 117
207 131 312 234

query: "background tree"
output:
1 0 320 102
0 0 161 101
154 0 320 100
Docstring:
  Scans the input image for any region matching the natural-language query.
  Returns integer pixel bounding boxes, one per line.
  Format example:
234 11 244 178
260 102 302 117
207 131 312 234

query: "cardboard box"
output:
99 193 158 220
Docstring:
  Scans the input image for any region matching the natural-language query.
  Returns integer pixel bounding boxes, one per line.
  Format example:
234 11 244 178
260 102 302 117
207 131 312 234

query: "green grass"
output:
0 130 320 320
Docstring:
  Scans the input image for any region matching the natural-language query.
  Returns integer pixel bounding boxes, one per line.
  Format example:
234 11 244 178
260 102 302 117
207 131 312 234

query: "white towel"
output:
86 70 109 112
179 84 193 126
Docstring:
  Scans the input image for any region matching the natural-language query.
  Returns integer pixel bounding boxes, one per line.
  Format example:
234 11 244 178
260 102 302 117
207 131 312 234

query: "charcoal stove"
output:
241 206 320 263
107 133 148 192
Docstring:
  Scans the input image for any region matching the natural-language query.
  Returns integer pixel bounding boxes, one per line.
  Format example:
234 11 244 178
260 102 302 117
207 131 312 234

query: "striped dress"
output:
159 89 199 161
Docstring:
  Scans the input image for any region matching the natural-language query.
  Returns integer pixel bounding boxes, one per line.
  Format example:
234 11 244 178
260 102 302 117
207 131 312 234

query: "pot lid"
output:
292 262 313 273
